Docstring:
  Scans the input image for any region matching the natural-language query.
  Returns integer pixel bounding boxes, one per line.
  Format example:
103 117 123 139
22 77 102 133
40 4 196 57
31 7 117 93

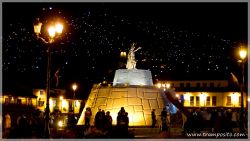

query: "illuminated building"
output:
156 80 247 108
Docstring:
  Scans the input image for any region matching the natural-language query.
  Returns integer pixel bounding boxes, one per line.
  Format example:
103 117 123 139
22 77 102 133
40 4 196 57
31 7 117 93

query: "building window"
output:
171 83 174 87
196 96 200 106
202 83 207 88
28 99 32 106
40 90 44 96
239 96 241 106
190 96 194 106
226 96 231 106
206 96 210 106
212 96 216 106
196 83 200 87
5 98 10 104
186 83 190 88
210 83 214 88
217 83 221 87
183 95 189 106
180 83 184 88
38 99 44 107
17 99 21 105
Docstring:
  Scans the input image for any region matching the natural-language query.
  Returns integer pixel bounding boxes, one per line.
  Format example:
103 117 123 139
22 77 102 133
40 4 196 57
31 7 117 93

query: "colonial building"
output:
156 80 247 108
1 89 84 114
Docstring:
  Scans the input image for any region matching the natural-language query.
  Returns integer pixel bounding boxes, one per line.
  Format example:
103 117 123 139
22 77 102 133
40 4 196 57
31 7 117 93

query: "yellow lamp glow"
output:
55 23 63 34
200 93 207 106
166 83 170 89
62 99 67 108
120 51 126 57
75 100 80 107
49 99 53 107
239 49 247 60
184 93 190 100
58 120 63 127
60 96 63 100
162 84 166 88
231 93 238 106
34 22 42 35
48 26 56 38
72 83 77 91
157 83 161 88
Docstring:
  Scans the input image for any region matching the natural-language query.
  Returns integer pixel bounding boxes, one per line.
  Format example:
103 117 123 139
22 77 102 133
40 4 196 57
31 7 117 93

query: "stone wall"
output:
77 85 169 126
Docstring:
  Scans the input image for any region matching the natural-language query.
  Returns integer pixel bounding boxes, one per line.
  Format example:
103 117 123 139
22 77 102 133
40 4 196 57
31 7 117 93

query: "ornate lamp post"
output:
33 18 63 138
239 48 247 133
72 83 78 113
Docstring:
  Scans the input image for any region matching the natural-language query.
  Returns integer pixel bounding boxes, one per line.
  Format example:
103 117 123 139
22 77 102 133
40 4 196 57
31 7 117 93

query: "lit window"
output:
226 96 231 106
196 96 200 106
206 96 210 106
190 96 194 106
212 96 216 106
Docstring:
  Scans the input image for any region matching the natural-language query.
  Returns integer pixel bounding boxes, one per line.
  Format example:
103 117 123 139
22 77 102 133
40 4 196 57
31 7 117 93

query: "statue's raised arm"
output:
134 46 141 53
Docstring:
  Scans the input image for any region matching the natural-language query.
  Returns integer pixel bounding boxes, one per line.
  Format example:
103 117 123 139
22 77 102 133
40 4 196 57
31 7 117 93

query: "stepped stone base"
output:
77 85 169 126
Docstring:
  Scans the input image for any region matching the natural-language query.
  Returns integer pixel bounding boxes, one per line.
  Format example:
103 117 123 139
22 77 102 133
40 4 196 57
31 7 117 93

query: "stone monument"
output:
77 43 170 126
113 43 153 86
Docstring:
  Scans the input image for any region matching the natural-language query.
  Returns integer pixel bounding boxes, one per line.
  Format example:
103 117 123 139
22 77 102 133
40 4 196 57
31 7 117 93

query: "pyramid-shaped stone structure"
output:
77 69 170 126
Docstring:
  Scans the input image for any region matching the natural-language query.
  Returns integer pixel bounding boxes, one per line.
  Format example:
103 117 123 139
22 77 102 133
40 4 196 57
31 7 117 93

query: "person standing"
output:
104 111 113 132
94 109 102 130
3 113 11 138
4 113 11 130
151 109 157 128
84 107 92 128
161 108 168 131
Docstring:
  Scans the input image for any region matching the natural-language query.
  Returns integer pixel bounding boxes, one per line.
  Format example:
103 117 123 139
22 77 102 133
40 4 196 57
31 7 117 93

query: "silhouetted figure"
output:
151 109 156 128
104 111 113 137
124 112 129 133
18 115 29 138
67 112 77 129
118 107 125 116
117 107 129 138
95 109 105 130
161 107 168 131
84 107 92 128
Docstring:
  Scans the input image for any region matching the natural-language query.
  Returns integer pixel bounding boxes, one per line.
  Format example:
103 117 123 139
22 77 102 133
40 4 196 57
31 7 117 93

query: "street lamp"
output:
72 83 78 113
33 18 63 138
238 48 247 133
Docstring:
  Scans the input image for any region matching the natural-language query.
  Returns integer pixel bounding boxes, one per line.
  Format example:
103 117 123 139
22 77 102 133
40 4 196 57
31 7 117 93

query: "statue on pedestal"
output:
126 43 141 69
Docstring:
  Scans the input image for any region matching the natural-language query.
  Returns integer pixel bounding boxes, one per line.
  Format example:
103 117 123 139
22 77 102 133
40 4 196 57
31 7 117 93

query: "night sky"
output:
2 2 248 99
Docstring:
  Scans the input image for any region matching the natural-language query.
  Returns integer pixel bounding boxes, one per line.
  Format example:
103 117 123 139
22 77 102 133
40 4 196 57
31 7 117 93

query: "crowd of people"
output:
84 107 130 138
3 105 247 138
84 106 173 138
183 108 247 134
2 109 79 138
2 110 46 138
